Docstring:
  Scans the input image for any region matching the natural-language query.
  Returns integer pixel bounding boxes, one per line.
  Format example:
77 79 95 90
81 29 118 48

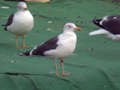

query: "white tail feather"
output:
89 29 108 36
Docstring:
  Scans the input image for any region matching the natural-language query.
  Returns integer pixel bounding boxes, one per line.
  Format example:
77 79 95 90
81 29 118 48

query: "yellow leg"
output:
21 35 31 48
60 59 71 77
54 60 59 77
16 35 19 48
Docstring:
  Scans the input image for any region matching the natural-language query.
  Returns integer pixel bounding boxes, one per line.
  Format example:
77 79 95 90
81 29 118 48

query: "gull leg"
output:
60 59 71 77
21 35 31 48
54 60 59 77
16 35 19 48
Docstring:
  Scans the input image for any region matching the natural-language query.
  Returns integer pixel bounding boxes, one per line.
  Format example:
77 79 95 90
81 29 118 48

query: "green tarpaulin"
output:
0 0 120 90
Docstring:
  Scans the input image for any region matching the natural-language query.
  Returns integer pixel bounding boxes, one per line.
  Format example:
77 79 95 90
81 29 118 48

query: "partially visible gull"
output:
20 23 81 77
3 2 34 48
89 16 120 40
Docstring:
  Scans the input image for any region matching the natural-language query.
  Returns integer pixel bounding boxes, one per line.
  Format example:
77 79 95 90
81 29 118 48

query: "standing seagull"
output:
20 23 81 77
3 2 34 48
89 16 120 40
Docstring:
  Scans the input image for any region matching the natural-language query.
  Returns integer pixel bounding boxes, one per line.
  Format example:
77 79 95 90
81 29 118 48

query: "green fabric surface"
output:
0 0 120 90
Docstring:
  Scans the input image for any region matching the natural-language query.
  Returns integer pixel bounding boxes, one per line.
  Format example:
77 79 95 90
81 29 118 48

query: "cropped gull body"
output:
89 16 120 40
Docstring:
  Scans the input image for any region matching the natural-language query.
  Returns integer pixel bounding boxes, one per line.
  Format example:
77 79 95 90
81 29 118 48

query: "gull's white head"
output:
63 23 81 32
17 2 28 11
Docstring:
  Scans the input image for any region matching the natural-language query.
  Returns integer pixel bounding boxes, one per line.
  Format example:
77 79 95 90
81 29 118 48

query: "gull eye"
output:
67 25 72 28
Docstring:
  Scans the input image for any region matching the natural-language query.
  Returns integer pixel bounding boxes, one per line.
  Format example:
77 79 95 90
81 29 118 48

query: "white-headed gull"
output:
3 2 34 48
20 23 81 77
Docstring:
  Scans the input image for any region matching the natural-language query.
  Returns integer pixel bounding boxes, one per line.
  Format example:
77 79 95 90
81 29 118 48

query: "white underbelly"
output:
7 12 34 36
44 31 77 59
44 41 76 59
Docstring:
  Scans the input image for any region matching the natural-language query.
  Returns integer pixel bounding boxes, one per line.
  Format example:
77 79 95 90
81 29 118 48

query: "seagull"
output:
89 16 120 40
20 23 81 77
3 2 34 48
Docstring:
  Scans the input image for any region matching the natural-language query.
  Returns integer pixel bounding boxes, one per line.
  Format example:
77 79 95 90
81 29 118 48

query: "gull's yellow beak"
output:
75 27 81 31
24 8 28 11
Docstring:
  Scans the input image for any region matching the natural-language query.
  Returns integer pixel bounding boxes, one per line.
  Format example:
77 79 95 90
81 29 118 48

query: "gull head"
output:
17 2 28 11
63 23 81 32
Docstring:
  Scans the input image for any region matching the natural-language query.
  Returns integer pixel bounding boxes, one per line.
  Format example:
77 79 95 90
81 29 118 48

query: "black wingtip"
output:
92 18 106 29
92 18 104 28
2 24 5 26
92 19 101 24
19 51 30 56
1 24 7 31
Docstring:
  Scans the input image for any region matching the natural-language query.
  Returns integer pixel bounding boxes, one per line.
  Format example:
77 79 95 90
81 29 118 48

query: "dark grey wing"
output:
102 16 120 34
31 36 58 56
4 14 14 31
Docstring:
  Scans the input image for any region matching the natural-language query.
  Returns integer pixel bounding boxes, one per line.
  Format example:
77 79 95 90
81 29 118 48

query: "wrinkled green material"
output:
0 0 120 90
